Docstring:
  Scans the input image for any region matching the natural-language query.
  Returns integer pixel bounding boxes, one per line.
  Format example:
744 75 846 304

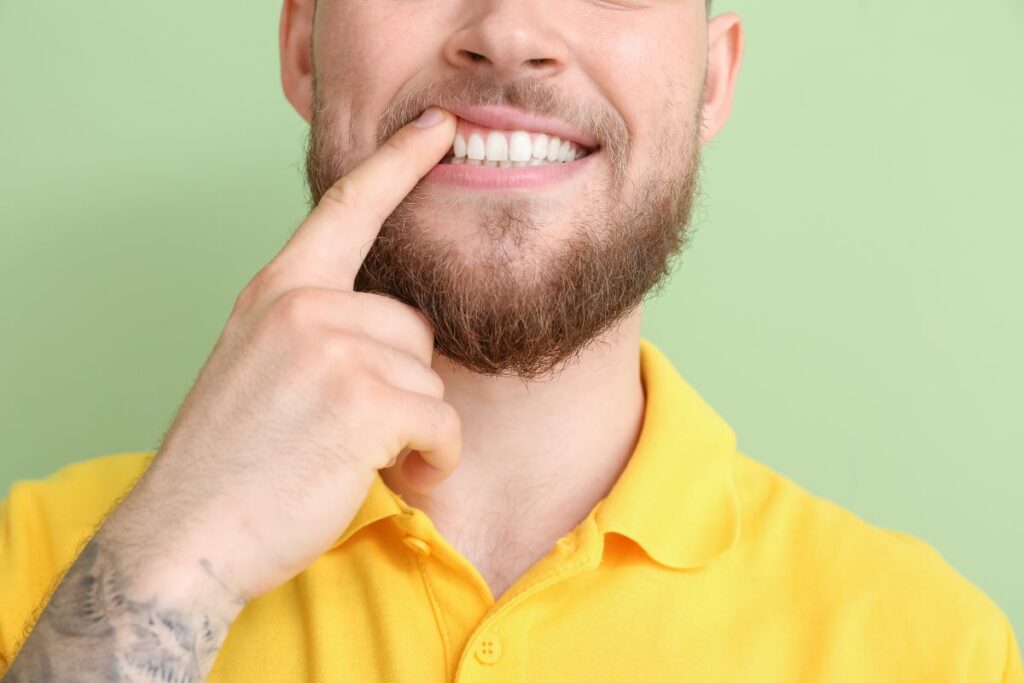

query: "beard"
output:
303 73 703 381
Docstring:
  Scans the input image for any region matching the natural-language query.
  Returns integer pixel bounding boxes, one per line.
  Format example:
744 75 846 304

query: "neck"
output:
380 306 646 544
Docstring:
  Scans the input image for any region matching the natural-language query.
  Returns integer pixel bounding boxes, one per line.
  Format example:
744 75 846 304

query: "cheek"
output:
313 5 434 149
576 20 704 155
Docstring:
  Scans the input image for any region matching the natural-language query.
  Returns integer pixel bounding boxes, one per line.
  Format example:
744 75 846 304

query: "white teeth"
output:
444 128 594 166
532 133 549 159
509 131 533 162
485 131 509 161
467 133 486 161
557 140 572 162
546 136 561 162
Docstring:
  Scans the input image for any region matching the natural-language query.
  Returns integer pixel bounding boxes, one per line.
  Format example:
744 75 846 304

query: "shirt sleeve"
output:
1 487 17 672
0 498 4 673
0 452 154 672
0 479 67 674
1003 616 1024 683
0 492 8 673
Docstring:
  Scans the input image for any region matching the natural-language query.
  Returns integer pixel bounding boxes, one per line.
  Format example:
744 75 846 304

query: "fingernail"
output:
413 107 445 128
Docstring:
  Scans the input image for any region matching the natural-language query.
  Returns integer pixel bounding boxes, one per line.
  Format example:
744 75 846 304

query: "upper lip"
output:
444 104 600 150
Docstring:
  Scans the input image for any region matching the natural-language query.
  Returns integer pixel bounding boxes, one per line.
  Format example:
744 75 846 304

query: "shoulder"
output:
0 451 155 664
1 451 155 548
730 450 1022 682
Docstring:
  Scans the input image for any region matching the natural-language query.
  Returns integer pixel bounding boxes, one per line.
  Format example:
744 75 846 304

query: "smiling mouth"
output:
438 126 597 167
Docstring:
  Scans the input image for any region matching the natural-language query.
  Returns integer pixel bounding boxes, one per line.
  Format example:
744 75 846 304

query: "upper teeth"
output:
451 130 587 164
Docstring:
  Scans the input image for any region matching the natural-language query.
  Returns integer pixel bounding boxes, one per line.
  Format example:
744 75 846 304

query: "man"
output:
0 0 1020 680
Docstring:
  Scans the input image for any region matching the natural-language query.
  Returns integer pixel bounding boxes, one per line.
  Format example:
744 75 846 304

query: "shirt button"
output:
402 534 432 556
474 633 502 664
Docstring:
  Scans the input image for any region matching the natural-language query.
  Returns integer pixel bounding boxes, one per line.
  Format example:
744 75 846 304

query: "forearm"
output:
2 529 246 682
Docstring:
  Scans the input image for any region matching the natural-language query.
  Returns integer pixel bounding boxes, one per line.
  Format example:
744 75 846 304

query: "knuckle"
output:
234 264 280 316
381 136 408 158
321 178 362 212
267 287 324 329
322 178 388 231
321 330 363 371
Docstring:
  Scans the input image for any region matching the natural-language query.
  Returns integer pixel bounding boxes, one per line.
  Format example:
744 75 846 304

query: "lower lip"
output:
422 150 599 190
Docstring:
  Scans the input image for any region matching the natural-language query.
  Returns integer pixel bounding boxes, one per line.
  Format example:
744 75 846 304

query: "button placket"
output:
396 515 456 680
402 533 432 556
398 510 439 559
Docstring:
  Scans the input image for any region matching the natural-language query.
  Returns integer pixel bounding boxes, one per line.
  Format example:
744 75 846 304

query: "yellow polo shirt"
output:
1 339 1020 681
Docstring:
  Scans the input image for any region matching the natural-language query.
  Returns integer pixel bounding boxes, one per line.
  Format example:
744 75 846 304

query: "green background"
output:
2 0 1021 634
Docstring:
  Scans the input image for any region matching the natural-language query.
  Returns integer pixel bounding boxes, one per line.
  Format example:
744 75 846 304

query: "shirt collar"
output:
331 338 742 570
330 473 407 551
593 338 741 569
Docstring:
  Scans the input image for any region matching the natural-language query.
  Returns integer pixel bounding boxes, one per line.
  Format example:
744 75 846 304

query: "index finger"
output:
272 107 456 291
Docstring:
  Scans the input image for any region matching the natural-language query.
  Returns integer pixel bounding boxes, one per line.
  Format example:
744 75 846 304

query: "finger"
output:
388 391 461 492
400 449 455 494
354 336 446 400
273 107 456 292
250 286 435 365
343 293 436 366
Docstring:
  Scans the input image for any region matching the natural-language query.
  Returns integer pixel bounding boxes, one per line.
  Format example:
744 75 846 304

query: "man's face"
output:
301 1 710 380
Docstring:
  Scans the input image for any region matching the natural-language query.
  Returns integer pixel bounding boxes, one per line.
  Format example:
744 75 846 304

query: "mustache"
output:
373 74 631 181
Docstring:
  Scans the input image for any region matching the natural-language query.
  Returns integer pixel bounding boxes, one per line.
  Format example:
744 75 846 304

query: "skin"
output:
282 0 743 590
2 1 741 680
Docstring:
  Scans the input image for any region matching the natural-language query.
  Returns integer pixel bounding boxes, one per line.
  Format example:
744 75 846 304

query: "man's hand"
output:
2 106 461 683
141 105 462 600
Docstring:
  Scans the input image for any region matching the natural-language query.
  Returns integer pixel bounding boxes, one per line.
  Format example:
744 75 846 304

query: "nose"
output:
442 0 570 81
